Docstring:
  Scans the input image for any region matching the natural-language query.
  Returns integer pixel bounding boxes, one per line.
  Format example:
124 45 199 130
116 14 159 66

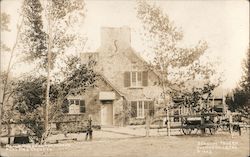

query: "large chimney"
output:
100 26 131 50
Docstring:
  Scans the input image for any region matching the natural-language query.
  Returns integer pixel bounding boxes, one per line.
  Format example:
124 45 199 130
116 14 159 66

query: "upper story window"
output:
124 71 148 88
131 71 142 87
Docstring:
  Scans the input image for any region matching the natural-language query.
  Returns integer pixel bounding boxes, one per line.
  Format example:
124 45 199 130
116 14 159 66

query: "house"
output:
210 86 228 113
65 26 163 127
58 75 125 130
63 26 228 127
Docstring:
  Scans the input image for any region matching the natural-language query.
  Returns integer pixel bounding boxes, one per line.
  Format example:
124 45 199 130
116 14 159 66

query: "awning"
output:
99 91 116 100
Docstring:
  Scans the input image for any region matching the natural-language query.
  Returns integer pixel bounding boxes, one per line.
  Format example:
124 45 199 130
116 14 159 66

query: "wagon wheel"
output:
192 128 199 134
181 118 192 135
209 126 218 135
222 124 230 131
209 124 219 135
182 127 192 135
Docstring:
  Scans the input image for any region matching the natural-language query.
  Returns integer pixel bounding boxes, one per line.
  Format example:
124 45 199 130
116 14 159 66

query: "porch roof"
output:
99 91 116 100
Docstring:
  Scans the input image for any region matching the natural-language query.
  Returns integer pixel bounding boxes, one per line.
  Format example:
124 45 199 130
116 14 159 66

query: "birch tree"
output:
20 0 86 144
0 11 24 143
13 56 96 144
137 1 222 135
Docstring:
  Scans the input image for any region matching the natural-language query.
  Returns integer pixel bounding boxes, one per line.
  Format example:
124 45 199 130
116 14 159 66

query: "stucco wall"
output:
61 77 124 130
95 27 163 101
80 27 165 125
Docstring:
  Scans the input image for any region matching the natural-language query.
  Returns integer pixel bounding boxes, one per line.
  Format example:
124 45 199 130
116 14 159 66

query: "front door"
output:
101 103 113 126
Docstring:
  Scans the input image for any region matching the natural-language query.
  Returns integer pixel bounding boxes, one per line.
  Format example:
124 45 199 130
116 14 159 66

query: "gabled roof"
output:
123 47 148 65
98 73 125 97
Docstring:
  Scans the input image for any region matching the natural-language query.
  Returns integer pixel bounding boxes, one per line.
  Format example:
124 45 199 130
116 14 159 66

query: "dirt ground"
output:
0 128 249 157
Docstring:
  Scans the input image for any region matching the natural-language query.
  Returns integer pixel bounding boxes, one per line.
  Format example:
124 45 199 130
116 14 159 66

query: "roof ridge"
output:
97 73 125 97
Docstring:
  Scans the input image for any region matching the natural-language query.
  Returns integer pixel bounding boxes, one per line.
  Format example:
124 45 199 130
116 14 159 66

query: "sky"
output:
1 0 249 89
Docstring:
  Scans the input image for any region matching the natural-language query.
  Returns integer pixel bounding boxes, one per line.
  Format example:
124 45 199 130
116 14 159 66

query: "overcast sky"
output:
1 0 249 89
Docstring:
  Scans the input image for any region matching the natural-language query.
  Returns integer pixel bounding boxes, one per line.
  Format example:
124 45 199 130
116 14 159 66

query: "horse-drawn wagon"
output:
180 113 219 135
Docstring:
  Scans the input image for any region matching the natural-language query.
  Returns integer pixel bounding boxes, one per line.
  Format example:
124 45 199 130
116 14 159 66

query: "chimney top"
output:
100 26 131 50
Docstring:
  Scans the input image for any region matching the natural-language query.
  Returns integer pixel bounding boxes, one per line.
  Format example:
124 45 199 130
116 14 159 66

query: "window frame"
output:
67 99 86 114
131 100 154 118
130 71 143 88
137 101 144 118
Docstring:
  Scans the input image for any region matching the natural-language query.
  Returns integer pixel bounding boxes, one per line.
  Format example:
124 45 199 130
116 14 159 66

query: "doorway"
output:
101 102 113 126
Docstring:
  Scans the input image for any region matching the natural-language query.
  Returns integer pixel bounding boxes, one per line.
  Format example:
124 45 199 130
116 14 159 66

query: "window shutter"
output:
142 71 148 86
80 100 85 113
144 101 148 110
62 99 69 113
131 101 137 117
144 101 149 116
75 100 79 105
124 71 131 87
149 101 154 116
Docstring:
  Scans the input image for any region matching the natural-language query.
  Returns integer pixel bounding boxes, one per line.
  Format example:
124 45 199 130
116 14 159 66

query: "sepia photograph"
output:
0 0 249 157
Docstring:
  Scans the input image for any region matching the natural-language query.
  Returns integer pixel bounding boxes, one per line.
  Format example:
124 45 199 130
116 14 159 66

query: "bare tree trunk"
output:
162 63 171 137
0 58 2 144
161 83 171 137
44 0 52 144
0 16 23 144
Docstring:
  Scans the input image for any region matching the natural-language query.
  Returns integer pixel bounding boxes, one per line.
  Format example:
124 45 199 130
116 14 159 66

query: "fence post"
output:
201 113 205 135
229 114 232 134
89 117 92 140
85 116 93 141
166 107 170 136
7 119 11 144
146 114 150 137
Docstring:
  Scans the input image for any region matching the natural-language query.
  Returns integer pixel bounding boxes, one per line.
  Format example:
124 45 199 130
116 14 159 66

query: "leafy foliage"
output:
137 1 207 67
137 1 221 107
0 11 22 136
18 0 86 144
22 110 45 144
1 12 10 32
50 0 85 20
14 76 46 114
183 83 216 112
226 47 250 114
13 57 96 143
241 47 250 93
20 0 48 64
20 0 86 69
1 12 12 52
226 88 249 113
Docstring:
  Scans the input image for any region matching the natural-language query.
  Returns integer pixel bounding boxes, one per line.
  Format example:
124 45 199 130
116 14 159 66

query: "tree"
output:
19 0 86 144
1 12 11 52
137 1 221 135
0 10 24 143
226 47 250 114
241 46 250 95
13 57 96 144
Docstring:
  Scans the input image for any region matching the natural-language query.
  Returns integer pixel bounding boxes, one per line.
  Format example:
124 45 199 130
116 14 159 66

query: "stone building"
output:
67 26 163 126
64 26 228 127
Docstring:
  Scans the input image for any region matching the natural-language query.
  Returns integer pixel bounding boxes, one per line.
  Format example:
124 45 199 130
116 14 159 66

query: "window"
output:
67 99 85 114
131 72 137 86
131 71 143 87
80 100 85 113
131 101 154 118
138 101 143 117
124 71 148 87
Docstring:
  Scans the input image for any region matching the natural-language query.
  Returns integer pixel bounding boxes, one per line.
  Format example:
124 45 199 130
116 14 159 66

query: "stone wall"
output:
96 27 163 101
